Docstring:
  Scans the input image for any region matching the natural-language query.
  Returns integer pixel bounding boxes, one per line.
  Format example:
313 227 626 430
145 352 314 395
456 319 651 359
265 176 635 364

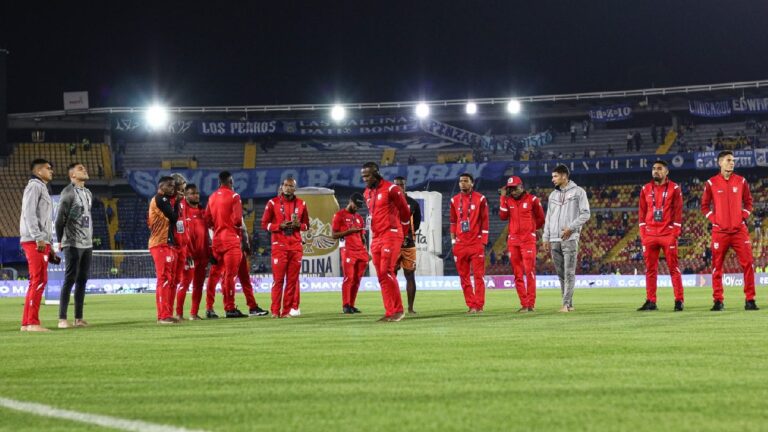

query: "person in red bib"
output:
175 183 212 320
450 173 489 313
701 150 758 311
205 171 248 318
332 193 369 314
361 162 411 322
261 178 309 318
499 176 544 312
637 160 684 312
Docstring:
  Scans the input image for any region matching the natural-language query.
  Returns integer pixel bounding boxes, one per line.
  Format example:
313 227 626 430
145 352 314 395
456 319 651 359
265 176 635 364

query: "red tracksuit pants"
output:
711 228 755 302
271 248 302 317
341 248 368 307
150 245 178 320
21 242 50 326
509 239 537 308
454 242 486 310
177 255 209 316
207 252 258 312
371 232 403 316
642 234 684 302
211 247 244 312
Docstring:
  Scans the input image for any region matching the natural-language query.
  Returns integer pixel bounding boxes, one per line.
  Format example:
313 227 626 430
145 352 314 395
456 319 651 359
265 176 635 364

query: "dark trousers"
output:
59 247 93 319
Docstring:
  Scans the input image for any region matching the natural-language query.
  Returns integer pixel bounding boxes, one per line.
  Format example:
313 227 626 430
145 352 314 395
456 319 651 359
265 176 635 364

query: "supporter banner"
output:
419 119 485 147
517 130 554 149
755 148 768 167
694 150 756 170
688 100 732 117
7 273 765 298
126 162 508 199
538 153 693 175
588 104 632 122
731 97 768 114
114 116 422 137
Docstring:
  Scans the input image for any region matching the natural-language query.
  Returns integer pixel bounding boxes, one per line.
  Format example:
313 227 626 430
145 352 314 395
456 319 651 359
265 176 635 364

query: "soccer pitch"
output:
2 287 768 432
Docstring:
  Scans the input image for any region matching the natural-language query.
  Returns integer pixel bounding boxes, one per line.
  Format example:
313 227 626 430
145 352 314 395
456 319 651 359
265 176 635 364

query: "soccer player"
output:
542 165 590 313
637 160 684 312
148 176 181 324
499 176 544 312
361 162 411 322
205 219 269 317
261 177 309 318
19 158 59 332
170 173 190 321
701 150 758 311
450 173 489 313
205 171 248 318
393 176 422 314
175 183 211 320
54 162 93 328
332 193 368 314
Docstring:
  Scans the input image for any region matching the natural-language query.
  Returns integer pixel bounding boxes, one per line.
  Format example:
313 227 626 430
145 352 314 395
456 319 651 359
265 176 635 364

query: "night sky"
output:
2 0 767 113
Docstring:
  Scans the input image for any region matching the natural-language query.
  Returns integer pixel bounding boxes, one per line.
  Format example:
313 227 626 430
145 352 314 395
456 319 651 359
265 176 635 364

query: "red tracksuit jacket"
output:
638 179 683 237
450 191 489 246
261 195 309 251
185 203 209 260
499 192 545 244
701 173 753 233
364 179 411 239
205 185 243 252
332 208 368 259
173 198 190 255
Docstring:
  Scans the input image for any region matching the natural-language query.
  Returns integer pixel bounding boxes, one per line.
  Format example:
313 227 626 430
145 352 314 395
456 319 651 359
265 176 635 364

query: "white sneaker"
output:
288 308 301 317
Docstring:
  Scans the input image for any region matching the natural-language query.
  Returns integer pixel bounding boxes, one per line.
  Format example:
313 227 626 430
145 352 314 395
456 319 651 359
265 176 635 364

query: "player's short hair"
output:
459 172 474 182
218 171 232 184
184 183 198 191
362 161 379 172
552 164 570 177
170 172 187 186
393 176 406 182
157 176 175 186
67 162 82 171
653 160 668 167
282 177 297 185
350 193 365 207
30 158 50 170
717 150 734 161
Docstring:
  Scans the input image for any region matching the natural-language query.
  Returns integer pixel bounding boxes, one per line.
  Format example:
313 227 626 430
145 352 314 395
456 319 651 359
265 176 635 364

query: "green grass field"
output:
2 287 768 432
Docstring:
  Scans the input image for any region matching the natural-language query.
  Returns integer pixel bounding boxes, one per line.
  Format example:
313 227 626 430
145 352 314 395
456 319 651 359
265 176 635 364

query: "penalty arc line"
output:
0 397 209 432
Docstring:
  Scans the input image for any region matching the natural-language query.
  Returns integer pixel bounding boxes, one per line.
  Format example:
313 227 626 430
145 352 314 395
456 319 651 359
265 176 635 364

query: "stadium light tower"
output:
465 102 477 115
330 104 346 122
415 103 430 119
145 105 169 130
507 99 522 115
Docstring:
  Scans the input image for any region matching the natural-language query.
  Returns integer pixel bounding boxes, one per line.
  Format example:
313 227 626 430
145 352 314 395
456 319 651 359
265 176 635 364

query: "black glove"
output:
49 252 61 265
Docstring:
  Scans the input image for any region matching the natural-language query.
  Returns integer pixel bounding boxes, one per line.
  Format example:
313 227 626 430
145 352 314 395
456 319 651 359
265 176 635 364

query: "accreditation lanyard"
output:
458 191 473 222
650 182 669 211
279 196 299 222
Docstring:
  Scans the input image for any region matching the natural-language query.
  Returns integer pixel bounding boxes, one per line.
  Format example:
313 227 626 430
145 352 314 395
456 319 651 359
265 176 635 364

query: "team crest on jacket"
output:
733 187 738 193
713 242 719 250
523 203 528 209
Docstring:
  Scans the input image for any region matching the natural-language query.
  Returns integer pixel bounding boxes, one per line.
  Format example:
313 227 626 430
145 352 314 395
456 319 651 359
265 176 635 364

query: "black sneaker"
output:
225 309 248 318
637 300 657 311
342 305 354 314
711 301 724 311
674 300 684 312
351 306 362 314
205 309 219 319
249 306 269 316
527 307 535 312
745 300 760 311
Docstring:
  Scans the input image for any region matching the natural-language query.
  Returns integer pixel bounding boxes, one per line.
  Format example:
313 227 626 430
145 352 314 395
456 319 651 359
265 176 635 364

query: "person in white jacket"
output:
542 165 591 312
19 158 60 332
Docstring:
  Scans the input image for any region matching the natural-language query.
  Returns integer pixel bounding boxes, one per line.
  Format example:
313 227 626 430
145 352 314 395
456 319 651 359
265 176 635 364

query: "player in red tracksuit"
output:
637 160 685 312
148 176 181 324
332 193 369 314
450 173 489 313
499 176 545 312
175 183 212 320
361 162 411 322
205 219 269 317
261 178 309 318
170 174 190 320
205 171 248 318
701 150 758 311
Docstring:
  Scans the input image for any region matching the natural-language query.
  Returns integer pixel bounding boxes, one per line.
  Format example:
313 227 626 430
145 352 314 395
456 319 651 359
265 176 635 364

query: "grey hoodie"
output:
19 177 54 244
55 183 94 248
542 180 591 242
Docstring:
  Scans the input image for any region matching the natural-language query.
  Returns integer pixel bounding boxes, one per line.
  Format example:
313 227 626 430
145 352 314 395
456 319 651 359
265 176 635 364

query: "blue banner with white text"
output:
589 104 633 122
